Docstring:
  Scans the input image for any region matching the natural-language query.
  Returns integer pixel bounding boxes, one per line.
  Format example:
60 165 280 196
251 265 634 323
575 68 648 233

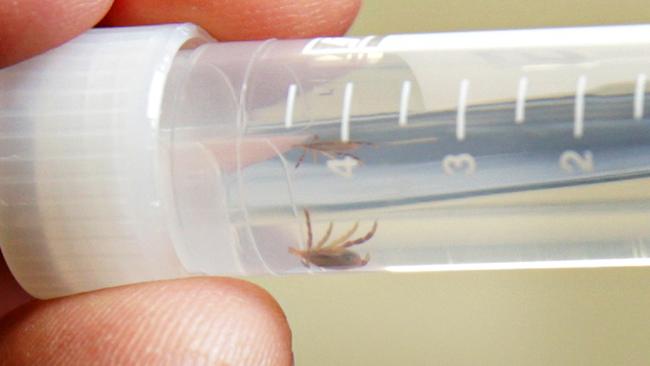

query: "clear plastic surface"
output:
0 24 211 298
3 24 650 298
163 25 650 276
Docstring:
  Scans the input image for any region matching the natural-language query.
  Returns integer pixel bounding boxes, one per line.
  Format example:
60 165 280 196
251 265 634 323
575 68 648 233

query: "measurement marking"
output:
515 77 528 124
560 150 594 173
634 73 647 120
386 136 437 146
357 35 376 49
456 79 470 141
443 153 476 175
353 36 377 61
284 84 298 128
327 156 359 178
399 80 412 126
341 82 354 142
574 75 587 139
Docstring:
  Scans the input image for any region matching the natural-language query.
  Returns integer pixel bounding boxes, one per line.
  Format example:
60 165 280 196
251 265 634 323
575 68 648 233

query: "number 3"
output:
443 154 477 175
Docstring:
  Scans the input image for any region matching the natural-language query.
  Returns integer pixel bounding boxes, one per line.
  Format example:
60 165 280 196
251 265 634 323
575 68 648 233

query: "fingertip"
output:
0 252 33 318
0 277 292 365
0 0 114 68
101 0 362 40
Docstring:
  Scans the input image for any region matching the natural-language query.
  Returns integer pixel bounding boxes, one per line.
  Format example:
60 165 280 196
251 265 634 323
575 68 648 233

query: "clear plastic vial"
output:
2 24 650 298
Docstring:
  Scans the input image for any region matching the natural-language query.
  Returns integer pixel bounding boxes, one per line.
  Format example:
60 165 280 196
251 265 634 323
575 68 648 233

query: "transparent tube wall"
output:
163 25 650 275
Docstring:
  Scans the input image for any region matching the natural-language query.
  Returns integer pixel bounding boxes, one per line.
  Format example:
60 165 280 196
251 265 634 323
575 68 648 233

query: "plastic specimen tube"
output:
2 24 650 298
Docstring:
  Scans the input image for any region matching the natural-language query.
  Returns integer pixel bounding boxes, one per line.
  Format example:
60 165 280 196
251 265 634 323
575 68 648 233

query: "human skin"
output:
0 0 361 364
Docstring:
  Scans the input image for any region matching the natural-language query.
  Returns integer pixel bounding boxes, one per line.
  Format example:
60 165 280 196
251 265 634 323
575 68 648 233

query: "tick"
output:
294 135 373 168
289 209 377 269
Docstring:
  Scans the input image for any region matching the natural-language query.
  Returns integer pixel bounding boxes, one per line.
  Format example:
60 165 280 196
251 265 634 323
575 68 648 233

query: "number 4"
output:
327 156 359 177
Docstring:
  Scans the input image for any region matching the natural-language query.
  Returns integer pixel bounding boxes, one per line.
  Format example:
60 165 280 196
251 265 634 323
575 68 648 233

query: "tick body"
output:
289 209 377 269
294 135 373 168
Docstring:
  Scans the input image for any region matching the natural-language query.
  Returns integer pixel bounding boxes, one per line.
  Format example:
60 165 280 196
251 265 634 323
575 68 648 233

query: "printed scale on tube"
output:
1 24 650 298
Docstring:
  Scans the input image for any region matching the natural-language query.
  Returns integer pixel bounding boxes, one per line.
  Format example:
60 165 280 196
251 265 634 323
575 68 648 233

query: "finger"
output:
0 252 32 319
0 277 292 365
0 0 114 68
101 0 362 40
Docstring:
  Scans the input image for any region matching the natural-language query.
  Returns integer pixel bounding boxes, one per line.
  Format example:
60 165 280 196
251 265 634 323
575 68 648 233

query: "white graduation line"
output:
341 82 354 142
574 75 587 139
284 84 297 128
515 76 528 124
399 80 412 127
456 79 470 141
634 73 647 121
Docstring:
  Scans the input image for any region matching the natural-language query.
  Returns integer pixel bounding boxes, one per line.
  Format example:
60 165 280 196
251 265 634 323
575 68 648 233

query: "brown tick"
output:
294 135 373 168
289 209 377 269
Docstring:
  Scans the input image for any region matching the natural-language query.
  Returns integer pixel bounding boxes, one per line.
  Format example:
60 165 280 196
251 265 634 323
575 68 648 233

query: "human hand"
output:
0 0 361 363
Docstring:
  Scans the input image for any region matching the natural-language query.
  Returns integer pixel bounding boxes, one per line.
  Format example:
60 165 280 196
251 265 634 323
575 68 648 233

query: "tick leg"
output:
326 221 359 249
341 221 377 248
289 246 310 267
295 147 308 168
304 208 314 250
316 222 334 249
295 136 319 169
341 221 378 248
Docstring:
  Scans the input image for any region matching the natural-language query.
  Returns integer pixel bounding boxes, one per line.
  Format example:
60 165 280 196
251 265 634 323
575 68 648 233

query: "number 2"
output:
559 150 594 173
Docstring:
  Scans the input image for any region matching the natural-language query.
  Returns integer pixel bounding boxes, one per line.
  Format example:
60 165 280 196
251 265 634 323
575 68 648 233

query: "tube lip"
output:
0 24 213 298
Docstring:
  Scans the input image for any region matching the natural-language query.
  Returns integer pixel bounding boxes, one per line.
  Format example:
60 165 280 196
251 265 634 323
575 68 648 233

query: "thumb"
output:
0 278 292 365
0 0 114 67
101 0 361 40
